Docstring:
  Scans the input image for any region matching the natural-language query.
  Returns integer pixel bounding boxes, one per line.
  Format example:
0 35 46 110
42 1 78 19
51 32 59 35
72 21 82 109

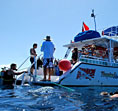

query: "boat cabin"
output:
64 37 118 67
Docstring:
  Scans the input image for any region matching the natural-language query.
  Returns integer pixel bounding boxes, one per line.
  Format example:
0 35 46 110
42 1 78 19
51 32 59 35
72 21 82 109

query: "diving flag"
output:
82 22 89 32
83 22 89 31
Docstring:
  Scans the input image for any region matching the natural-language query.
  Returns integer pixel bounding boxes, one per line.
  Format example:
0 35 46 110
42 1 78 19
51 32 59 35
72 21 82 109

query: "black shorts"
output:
30 57 34 64
30 57 43 69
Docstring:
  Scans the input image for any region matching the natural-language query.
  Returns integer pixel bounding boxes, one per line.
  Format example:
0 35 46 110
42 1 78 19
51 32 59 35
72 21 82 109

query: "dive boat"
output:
17 29 118 87
16 29 118 87
1 29 118 87
57 30 118 86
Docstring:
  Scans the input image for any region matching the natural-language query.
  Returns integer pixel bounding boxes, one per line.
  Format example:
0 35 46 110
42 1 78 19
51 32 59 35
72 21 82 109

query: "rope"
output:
51 82 75 92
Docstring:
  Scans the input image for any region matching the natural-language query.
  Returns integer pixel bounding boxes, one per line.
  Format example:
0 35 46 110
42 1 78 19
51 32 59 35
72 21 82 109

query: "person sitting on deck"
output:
81 45 96 57
82 47 88 55
87 47 93 56
91 45 96 56
3 63 27 88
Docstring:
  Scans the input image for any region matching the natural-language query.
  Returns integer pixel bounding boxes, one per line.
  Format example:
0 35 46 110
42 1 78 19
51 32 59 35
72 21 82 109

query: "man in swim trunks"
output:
41 36 55 81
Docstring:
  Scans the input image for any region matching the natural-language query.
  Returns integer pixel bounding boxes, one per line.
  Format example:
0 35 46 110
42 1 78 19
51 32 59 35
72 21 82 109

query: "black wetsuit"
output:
2 70 15 88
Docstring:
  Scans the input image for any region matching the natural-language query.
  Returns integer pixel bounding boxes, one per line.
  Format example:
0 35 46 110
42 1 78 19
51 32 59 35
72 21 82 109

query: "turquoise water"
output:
0 85 118 111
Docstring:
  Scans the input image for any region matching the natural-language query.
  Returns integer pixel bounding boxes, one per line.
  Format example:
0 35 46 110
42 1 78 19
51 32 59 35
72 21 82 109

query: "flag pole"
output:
91 9 96 31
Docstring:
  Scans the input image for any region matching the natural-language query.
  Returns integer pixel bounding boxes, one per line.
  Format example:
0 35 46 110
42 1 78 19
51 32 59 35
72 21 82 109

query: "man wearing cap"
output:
41 36 55 81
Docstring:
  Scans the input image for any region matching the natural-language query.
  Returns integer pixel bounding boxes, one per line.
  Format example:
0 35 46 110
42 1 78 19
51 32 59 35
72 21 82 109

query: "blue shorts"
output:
43 58 53 68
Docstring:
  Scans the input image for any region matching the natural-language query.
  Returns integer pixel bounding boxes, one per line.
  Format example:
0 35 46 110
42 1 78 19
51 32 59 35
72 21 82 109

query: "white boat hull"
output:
59 62 118 86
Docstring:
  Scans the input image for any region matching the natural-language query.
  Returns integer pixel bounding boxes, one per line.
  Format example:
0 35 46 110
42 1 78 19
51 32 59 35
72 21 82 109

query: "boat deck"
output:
32 81 58 86
32 75 59 86
17 74 60 86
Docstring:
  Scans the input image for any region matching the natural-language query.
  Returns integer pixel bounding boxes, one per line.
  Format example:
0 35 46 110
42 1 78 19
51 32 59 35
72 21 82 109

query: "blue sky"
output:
0 0 118 70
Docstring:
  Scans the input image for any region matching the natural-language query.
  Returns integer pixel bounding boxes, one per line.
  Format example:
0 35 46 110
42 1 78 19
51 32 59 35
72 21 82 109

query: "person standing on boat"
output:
41 36 55 81
30 43 37 74
71 48 78 64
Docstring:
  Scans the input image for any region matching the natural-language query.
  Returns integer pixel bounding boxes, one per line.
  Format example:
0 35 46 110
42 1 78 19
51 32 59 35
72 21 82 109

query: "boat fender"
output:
59 59 71 72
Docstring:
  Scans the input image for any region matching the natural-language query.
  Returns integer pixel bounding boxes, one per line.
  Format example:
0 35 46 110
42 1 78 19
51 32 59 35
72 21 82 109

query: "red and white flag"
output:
82 22 89 32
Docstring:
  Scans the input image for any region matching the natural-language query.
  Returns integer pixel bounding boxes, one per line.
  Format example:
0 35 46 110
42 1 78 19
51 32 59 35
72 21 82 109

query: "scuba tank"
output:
0 67 14 85
0 71 2 85
0 70 6 85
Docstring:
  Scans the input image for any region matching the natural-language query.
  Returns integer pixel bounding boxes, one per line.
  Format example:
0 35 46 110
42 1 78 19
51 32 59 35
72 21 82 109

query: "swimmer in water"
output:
100 92 109 96
100 91 118 99
110 92 118 99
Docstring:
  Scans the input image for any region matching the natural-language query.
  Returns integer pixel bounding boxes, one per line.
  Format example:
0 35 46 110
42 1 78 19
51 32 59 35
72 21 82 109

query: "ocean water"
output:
0 85 118 111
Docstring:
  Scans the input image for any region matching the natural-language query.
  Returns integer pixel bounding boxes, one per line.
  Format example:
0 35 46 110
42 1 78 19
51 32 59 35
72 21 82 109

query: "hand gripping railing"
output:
15 54 42 87
18 56 37 87
14 56 30 87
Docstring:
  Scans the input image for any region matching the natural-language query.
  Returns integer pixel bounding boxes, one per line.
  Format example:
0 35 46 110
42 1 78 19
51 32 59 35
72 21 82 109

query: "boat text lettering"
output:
101 71 118 79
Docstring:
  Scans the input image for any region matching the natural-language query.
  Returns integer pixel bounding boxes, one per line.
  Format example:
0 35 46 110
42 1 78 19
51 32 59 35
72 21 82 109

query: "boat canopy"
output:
103 26 118 36
64 37 118 50
74 30 101 42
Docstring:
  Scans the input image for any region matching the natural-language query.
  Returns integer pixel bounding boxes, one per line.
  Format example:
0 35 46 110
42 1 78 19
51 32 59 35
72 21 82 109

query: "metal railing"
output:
79 55 118 67
15 55 42 87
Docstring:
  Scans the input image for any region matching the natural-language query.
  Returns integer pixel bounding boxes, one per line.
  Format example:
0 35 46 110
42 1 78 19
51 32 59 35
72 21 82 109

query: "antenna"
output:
91 9 96 31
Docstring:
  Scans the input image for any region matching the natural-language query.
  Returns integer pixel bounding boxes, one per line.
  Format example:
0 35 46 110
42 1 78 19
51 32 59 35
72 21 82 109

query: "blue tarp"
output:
103 26 118 36
74 30 101 42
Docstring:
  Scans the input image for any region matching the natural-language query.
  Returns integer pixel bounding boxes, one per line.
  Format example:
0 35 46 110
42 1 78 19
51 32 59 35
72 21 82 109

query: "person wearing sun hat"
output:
41 36 55 81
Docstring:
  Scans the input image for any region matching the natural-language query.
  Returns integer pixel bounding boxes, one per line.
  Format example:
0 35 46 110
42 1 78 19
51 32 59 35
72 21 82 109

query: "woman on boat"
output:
71 47 78 64
30 43 37 74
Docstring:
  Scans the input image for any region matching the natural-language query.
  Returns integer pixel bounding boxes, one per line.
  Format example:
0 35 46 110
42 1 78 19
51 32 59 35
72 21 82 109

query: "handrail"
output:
28 54 42 70
15 54 43 87
28 54 42 82
14 56 31 87
17 56 30 70
64 47 71 59
18 67 29 71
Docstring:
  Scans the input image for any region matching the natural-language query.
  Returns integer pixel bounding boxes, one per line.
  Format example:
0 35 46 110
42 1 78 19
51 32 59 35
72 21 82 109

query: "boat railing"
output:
79 55 118 67
15 55 42 86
